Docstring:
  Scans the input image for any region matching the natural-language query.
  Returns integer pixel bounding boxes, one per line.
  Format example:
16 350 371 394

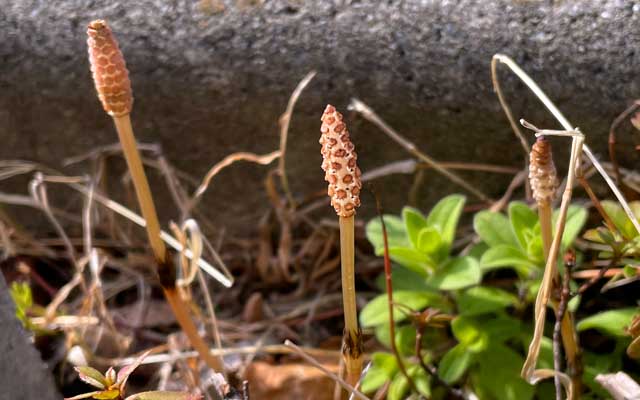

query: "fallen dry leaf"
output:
245 360 339 400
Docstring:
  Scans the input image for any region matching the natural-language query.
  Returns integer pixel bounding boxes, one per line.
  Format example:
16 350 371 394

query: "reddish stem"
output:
374 192 418 394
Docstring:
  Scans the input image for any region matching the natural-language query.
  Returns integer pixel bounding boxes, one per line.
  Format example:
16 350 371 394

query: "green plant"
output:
10 281 34 329
359 196 590 399
66 351 201 400
583 200 640 260
366 194 480 291
475 201 586 279
582 200 640 361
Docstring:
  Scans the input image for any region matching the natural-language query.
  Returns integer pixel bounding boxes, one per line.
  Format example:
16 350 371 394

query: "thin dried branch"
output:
608 100 640 187
184 150 280 218
491 55 531 197
520 122 581 399
554 252 574 400
278 70 317 209
284 340 370 400
348 98 492 203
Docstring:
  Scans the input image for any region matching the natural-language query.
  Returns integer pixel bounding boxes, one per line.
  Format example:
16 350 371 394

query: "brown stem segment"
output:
112 115 223 373
339 215 363 386
538 202 553 262
163 287 224 372
113 115 167 262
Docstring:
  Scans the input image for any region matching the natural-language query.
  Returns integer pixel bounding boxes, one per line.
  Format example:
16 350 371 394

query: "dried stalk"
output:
554 251 574 400
608 100 640 187
348 98 492 203
184 150 280 218
278 70 317 209
520 122 582 399
528 132 582 397
577 175 618 235
491 55 531 200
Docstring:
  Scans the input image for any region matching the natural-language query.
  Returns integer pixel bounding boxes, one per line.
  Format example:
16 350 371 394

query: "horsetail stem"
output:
320 104 363 386
87 20 223 373
529 135 581 398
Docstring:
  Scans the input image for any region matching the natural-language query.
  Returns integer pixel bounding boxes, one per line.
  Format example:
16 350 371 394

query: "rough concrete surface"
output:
1 0 640 233
0 273 61 399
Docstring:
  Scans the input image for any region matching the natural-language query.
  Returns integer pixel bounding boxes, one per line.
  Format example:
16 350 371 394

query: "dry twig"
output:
278 70 317 209
348 98 492 203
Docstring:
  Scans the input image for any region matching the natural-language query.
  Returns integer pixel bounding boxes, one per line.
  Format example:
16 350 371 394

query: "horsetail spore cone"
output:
320 105 362 216
87 20 133 117
320 104 363 386
529 137 558 206
529 136 558 260
87 19 223 373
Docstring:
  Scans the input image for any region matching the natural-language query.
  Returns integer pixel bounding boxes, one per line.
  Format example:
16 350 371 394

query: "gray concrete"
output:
0 273 61 399
1 0 640 233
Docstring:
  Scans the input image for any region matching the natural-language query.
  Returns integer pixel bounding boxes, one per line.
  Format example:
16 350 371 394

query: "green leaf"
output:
457 287 517 316
375 266 431 292
602 200 638 239
480 244 537 274
426 195 466 249
374 324 392 348
480 315 521 343
451 316 488 353
473 344 534 400
576 308 637 337
582 350 624 398
508 202 538 249
408 364 431 397
387 246 434 276
624 265 638 278
525 235 544 264
395 325 418 356
583 228 605 244
75 366 107 389
474 210 518 248
388 371 410 400
427 256 481 291
124 392 202 400
438 343 472 383
417 227 446 262
560 205 588 249
360 291 443 327
361 352 398 393
373 325 418 357
467 242 489 260
403 207 429 249
10 281 33 326
366 215 409 254
538 337 554 370
568 294 581 313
